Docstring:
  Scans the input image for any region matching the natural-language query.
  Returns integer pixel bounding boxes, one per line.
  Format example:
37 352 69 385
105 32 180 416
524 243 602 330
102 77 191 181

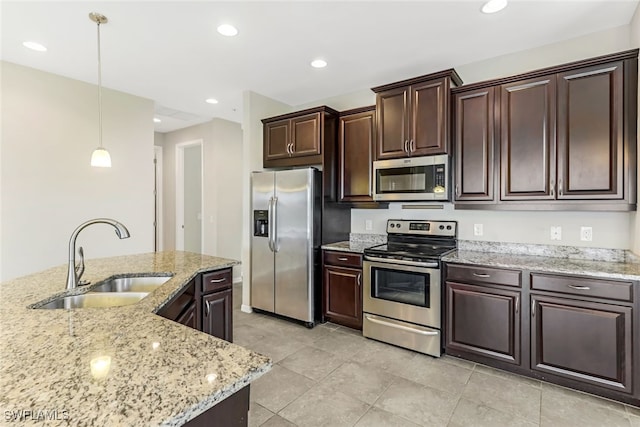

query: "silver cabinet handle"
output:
568 284 591 290
210 278 226 283
531 300 535 317
272 196 279 252
558 179 563 197
515 295 519 314
404 140 409 154
337 257 348 261
410 139 415 152
550 178 555 197
357 273 361 286
473 273 491 278
455 184 460 198
366 315 438 336
290 142 295 155
205 300 210 317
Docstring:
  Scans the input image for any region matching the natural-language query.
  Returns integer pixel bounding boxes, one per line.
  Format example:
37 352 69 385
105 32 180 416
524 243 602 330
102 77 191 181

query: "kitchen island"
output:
0 251 271 426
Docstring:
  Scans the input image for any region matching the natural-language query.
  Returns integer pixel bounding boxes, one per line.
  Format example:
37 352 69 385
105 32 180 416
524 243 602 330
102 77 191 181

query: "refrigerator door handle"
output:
272 196 279 252
267 197 275 252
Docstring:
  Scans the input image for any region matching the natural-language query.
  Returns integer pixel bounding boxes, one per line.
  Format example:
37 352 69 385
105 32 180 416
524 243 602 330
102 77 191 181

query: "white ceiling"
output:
2 1 638 133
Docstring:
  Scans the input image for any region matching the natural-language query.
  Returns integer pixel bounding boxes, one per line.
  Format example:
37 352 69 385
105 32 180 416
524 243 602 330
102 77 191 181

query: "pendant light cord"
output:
97 20 103 149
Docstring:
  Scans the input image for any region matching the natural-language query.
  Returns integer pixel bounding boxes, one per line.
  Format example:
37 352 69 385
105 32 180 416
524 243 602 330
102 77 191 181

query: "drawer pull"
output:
337 257 349 261
473 273 491 278
209 278 226 283
567 284 590 290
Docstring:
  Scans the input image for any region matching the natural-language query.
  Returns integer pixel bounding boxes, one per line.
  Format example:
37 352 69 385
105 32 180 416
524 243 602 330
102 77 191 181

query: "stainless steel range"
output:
363 219 457 357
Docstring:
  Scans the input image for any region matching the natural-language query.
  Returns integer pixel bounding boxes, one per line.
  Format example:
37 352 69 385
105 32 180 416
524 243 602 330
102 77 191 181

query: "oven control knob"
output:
447 225 452 230
439 225 445 230
396 223 401 228
390 223 395 228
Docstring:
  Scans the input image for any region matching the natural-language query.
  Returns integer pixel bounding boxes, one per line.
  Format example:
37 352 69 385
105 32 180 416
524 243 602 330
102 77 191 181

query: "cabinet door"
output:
324 265 362 330
291 113 321 157
264 119 290 161
411 78 448 155
203 289 233 342
454 88 496 201
338 109 375 202
500 76 556 200
531 294 632 393
446 282 521 364
557 62 624 200
376 87 410 159
176 302 197 330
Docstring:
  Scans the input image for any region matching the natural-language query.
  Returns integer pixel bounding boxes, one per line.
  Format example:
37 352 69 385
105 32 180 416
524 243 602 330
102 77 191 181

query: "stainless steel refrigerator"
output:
250 168 321 326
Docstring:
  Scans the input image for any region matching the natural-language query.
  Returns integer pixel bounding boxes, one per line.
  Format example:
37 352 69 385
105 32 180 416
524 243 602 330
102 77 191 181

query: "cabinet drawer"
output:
323 251 362 268
531 273 633 302
202 269 232 294
447 264 521 287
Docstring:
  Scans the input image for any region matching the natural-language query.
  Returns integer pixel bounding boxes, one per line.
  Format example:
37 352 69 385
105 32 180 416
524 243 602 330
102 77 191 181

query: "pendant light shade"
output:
91 147 112 167
89 12 112 168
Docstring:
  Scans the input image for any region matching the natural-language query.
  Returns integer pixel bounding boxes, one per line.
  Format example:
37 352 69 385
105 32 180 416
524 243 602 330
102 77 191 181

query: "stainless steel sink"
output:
90 275 172 293
36 292 149 309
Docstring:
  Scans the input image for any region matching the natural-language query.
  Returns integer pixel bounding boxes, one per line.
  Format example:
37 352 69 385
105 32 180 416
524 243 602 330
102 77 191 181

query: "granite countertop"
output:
321 241 374 254
443 250 640 282
0 251 271 426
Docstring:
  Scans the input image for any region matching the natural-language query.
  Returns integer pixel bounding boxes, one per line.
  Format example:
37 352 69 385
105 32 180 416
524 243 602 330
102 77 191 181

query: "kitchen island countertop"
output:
443 250 640 281
0 251 271 426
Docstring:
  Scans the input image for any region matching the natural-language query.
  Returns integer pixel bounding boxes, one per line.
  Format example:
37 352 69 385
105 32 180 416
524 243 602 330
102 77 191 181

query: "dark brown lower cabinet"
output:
446 282 521 365
176 302 198 329
531 294 632 393
183 385 249 427
324 265 362 329
203 289 233 342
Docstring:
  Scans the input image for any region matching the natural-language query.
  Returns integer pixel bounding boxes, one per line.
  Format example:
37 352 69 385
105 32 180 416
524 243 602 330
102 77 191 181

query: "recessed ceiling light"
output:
153 118 161 123
206 98 219 104
481 0 508 14
217 24 238 37
23 41 47 52
311 59 327 68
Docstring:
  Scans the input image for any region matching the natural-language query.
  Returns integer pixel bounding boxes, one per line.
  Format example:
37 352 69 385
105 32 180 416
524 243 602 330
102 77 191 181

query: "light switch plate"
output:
365 220 373 231
580 226 593 241
550 226 562 241
473 224 483 236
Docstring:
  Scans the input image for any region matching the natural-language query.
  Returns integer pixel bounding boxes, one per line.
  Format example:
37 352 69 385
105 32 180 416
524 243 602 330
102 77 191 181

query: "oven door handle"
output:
364 255 439 269
365 315 439 336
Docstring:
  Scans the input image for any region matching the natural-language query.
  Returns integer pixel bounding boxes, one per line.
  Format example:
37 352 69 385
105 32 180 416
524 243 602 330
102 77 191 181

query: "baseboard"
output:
241 304 253 313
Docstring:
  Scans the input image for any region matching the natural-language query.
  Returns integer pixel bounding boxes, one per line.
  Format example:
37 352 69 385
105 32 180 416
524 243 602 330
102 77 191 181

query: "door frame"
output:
154 145 164 251
175 139 204 252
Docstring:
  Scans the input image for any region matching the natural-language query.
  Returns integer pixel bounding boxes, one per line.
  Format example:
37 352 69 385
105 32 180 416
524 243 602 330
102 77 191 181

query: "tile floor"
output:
232 286 640 427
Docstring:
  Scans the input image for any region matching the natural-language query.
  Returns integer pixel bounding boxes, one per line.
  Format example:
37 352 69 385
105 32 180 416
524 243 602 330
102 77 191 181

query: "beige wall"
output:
631 4 640 255
240 90 290 311
159 118 243 280
1 61 155 281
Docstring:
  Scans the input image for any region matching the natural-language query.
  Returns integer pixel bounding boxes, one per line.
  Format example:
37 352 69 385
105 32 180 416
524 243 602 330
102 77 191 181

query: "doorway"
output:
154 146 164 252
175 140 203 253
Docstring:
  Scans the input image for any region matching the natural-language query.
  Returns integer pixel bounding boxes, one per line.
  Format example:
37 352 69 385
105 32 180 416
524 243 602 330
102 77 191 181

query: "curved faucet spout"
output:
66 218 131 290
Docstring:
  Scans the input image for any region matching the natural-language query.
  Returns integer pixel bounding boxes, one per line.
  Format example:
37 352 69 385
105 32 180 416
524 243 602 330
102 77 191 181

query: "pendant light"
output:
89 12 111 168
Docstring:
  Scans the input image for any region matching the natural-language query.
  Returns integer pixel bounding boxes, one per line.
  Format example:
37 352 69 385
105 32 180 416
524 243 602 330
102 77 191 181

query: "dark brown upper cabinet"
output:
500 76 557 201
338 107 376 203
452 49 638 211
372 70 462 159
557 62 624 200
262 106 338 168
453 87 496 202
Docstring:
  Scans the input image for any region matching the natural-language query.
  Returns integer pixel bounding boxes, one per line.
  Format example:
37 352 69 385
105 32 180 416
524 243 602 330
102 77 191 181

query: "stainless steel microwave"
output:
372 155 449 201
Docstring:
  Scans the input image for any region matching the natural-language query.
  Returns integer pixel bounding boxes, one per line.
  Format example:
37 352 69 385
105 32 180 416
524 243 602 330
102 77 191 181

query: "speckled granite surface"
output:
321 234 387 254
443 250 640 281
0 251 271 426
458 240 628 262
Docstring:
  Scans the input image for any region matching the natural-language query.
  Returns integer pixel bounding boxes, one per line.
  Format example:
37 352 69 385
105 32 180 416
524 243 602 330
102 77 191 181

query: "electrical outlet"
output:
550 226 562 241
365 220 373 231
580 226 593 241
473 224 484 236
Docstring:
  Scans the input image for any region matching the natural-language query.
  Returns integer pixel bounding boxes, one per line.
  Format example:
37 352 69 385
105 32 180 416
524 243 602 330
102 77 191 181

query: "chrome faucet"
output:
66 218 130 290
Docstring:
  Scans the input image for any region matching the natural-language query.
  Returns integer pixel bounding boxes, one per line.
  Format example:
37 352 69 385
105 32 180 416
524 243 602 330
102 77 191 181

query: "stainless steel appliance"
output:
363 219 457 357
250 168 321 327
372 154 449 202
